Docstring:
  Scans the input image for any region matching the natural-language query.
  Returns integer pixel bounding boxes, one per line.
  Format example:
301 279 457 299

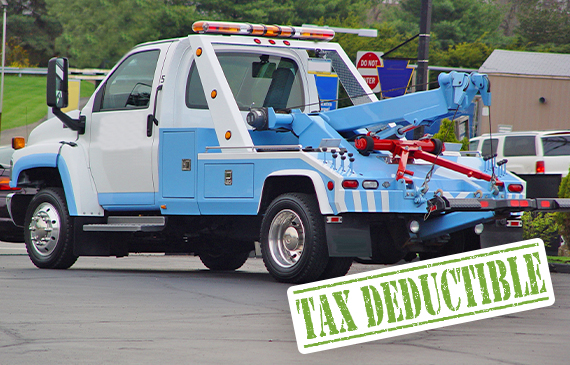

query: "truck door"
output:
88 44 170 208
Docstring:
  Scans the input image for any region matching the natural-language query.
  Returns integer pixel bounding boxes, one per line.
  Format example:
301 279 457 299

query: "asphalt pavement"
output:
1 242 569 365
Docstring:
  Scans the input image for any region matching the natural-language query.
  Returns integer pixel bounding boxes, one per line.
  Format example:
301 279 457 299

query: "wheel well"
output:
16 167 63 189
259 176 316 214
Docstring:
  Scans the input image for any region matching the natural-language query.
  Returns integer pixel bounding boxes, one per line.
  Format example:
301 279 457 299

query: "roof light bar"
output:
192 21 335 41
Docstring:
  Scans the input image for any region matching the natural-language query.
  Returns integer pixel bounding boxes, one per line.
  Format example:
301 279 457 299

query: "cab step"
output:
83 216 166 232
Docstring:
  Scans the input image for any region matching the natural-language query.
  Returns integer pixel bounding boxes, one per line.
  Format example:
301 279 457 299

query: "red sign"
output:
357 52 381 69
356 52 381 92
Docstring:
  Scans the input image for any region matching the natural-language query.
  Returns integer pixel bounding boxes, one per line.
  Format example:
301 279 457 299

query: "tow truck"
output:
8 21 570 283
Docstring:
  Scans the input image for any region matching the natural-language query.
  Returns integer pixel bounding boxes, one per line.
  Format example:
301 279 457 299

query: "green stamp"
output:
287 239 555 354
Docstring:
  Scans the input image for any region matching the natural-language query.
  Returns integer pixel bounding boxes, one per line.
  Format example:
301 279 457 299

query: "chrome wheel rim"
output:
268 209 305 268
29 202 61 257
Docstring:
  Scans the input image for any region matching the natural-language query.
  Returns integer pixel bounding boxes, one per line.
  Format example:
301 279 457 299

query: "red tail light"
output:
508 184 524 193
536 161 545 174
0 177 20 191
342 180 359 189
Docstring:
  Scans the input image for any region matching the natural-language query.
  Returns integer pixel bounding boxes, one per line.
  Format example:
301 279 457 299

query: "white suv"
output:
469 130 570 197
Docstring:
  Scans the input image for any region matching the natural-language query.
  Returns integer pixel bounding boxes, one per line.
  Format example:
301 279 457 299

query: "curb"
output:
549 263 570 274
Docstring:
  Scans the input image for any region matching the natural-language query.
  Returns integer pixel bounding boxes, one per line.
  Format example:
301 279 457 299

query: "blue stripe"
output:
12 153 78 216
98 192 158 211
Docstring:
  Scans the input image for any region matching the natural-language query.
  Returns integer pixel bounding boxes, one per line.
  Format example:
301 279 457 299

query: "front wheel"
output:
199 250 250 271
24 188 78 269
261 193 328 283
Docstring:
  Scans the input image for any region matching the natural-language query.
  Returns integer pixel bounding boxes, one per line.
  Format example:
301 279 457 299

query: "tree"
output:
45 0 198 68
3 0 62 66
193 0 370 25
394 0 505 49
433 118 469 150
516 0 570 48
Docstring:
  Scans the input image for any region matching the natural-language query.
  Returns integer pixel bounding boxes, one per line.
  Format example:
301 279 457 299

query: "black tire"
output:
199 250 250 271
318 257 353 280
24 188 78 269
261 193 328 283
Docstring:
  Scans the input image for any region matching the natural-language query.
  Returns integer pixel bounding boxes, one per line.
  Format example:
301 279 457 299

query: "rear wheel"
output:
24 188 77 269
199 250 250 271
261 193 328 283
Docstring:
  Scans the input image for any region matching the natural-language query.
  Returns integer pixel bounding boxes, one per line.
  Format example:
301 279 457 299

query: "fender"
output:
11 146 103 217
262 169 334 214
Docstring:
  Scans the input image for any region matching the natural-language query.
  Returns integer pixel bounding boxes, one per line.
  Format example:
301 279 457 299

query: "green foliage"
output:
4 1 62 66
45 0 199 68
433 118 458 142
522 212 559 248
193 0 370 25
437 41 494 69
556 168 570 243
396 0 505 49
516 0 570 46
433 118 470 151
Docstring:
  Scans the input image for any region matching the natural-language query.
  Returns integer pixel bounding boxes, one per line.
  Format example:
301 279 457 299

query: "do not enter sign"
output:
356 51 382 92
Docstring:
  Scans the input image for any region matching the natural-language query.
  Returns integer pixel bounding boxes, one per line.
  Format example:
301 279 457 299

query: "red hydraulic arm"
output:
354 135 504 186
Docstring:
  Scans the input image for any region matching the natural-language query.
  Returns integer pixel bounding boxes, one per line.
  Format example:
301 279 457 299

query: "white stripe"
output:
353 190 362 212
366 190 376 212
456 192 469 199
381 190 389 212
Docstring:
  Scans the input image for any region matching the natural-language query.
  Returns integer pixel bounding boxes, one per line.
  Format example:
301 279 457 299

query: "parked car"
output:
0 145 24 242
469 130 570 197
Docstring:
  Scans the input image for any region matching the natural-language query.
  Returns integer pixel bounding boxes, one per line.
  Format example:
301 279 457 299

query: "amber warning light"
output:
192 21 335 41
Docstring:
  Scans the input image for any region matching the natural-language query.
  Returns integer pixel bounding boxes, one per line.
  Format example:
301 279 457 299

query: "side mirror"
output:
45 57 85 134
47 57 69 109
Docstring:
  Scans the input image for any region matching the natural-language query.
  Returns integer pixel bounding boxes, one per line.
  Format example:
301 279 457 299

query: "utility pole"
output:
413 0 432 140
0 0 7 135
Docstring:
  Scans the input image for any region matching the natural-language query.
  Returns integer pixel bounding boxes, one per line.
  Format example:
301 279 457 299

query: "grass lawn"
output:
548 256 570 264
1 75 96 131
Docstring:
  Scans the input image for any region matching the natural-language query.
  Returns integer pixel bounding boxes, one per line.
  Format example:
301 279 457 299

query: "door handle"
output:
147 84 163 137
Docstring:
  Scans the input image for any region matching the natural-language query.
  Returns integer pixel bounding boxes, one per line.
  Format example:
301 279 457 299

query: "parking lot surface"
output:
0 243 569 364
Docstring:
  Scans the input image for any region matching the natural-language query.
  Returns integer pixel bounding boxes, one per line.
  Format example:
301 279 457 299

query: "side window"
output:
542 136 570 156
481 138 498 156
468 140 479 151
185 53 304 111
504 136 536 157
186 63 207 109
100 50 160 111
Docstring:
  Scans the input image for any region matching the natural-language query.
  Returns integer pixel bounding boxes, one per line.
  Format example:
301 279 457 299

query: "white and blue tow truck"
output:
8 21 570 283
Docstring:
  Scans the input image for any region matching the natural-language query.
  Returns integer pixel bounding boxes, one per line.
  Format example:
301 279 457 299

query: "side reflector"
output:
327 181 334 190
536 160 545 174
342 180 359 189
507 184 524 193
326 216 342 224
12 137 25 150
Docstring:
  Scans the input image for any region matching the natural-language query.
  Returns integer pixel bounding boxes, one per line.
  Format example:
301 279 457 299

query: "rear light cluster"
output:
536 161 545 174
340 180 380 189
0 177 20 191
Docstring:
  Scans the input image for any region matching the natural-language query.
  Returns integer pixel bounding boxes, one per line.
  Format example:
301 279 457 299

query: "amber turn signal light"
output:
12 137 25 150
